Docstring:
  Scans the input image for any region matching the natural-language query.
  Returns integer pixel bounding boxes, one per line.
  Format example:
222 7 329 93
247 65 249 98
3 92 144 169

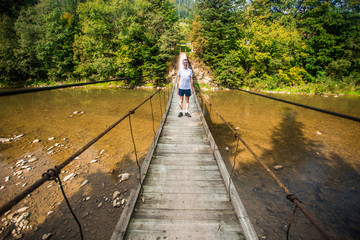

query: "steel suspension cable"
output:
0 76 145 97
0 89 161 216
229 87 360 123
200 94 333 240
149 98 156 135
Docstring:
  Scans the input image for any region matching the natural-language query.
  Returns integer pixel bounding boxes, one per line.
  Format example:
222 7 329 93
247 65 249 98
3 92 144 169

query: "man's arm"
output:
190 76 194 94
176 74 180 94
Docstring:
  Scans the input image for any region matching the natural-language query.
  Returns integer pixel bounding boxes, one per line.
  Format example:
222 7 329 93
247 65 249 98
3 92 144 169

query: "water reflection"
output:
200 90 360 240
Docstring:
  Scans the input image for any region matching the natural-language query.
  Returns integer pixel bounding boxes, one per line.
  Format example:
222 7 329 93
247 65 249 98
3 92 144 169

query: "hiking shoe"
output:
178 112 183 117
185 112 191 117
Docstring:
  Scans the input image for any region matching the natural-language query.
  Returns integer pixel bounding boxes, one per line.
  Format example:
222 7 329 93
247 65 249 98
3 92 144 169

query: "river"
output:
0 87 168 239
200 90 360 240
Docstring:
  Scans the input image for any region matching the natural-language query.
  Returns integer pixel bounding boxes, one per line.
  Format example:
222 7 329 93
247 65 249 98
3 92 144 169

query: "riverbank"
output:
187 55 360 97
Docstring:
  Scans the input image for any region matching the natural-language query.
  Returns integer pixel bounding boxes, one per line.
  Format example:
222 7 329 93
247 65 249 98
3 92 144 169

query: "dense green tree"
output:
191 0 245 66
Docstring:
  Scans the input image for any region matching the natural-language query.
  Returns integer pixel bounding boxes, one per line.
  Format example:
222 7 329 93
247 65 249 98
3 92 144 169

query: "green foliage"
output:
190 0 360 94
0 0 179 86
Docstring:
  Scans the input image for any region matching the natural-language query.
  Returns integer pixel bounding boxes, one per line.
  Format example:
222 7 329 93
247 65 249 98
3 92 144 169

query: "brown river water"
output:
200 90 360 240
0 87 359 239
0 87 168 239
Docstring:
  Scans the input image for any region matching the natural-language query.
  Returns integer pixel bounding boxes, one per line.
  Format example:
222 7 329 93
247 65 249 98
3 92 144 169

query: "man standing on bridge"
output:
176 59 194 117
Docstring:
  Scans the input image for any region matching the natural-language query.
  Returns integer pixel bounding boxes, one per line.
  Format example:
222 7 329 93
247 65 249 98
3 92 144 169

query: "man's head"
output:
182 59 189 69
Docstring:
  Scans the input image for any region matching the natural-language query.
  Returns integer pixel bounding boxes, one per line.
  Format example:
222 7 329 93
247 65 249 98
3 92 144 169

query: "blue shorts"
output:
179 89 191 97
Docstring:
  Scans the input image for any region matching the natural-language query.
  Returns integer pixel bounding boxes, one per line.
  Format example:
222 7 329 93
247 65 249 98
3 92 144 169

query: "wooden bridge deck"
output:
111 53 257 240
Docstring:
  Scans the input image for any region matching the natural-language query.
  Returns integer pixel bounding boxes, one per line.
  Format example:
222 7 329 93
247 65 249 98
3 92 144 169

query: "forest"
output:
0 0 180 86
0 0 359 94
190 0 360 94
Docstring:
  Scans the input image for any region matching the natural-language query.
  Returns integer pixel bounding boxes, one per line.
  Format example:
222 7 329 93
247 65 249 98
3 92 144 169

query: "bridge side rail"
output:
192 90 259 240
111 85 175 240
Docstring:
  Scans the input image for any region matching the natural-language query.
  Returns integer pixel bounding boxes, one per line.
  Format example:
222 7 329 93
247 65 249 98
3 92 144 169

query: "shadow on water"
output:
229 107 360 239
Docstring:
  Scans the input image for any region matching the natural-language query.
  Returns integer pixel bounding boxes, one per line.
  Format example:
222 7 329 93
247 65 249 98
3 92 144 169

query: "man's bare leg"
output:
185 96 191 117
179 95 184 111
185 96 190 112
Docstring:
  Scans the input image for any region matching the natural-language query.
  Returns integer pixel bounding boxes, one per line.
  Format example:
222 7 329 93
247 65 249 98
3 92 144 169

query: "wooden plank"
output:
148 164 219 171
127 218 244 232
153 153 215 161
146 170 223 181
141 192 230 202
151 158 217 166
143 179 225 188
125 229 245 240
142 185 228 195
132 208 238 221
155 143 213 154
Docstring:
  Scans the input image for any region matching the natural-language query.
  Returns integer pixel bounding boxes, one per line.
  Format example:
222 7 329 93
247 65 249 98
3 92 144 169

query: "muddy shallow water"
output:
200 90 360 240
0 87 169 239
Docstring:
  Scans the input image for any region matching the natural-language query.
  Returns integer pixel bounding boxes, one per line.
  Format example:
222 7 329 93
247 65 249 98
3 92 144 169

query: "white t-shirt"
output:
177 68 193 90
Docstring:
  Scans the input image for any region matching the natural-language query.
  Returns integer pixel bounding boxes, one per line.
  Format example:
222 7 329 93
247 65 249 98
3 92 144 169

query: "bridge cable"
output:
0 76 146 97
0 89 161 217
149 98 156 135
42 168 84 240
128 113 144 202
199 94 333 240
228 137 240 199
227 87 360 123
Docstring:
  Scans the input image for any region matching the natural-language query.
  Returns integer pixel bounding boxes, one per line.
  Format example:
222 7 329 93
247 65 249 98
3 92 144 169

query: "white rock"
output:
99 149 104 155
90 159 97 163
47 211 54 216
28 158 37 163
54 143 60 147
1 185 6 190
112 191 121 200
274 165 283 170
113 198 121 207
5 176 10 182
13 134 24 139
15 212 29 224
81 180 89 186
42 233 52 240
317 131 321 135
85 197 90 201
16 207 29 213
22 183 27 187
121 199 126 205
47 146 55 151
32 139 40 143
63 173 76 182
119 173 130 182
15 171 23 176
98 203 103 208
0 138 12 143
16 159 25 165
48 137 55 141
47 150 54 155
20 165 30 170
27 154 34 158
225 147 230 151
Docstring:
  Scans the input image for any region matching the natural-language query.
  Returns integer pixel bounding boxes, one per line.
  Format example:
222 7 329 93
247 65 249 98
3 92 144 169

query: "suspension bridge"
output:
1 51 355 239
111 53 257 239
